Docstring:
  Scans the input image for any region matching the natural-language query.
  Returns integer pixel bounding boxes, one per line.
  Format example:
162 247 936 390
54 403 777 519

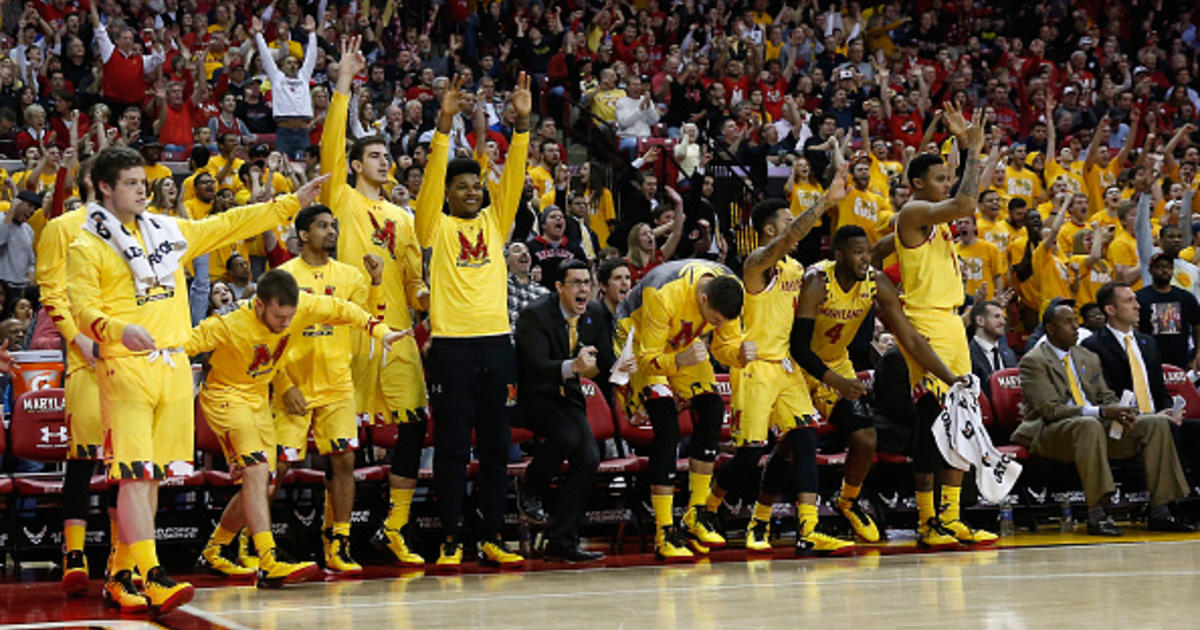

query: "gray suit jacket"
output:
1013 341 1119 446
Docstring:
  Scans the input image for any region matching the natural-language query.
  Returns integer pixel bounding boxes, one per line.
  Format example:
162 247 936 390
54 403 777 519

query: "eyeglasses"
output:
563 279 593 288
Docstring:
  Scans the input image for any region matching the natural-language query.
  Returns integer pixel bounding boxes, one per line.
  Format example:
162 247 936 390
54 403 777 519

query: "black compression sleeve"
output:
790 317 834 381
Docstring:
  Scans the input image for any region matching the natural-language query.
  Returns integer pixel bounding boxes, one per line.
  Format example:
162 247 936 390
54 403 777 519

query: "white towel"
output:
83 203 188 296
933 375 1023 503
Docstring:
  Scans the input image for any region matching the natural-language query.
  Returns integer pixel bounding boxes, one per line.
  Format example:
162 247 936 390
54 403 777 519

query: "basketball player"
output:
187 269 409 587
614 259 753 560
414 72 532 568
67 146 326 613
321 37 430 566
894 103 1001 548
701 170 856 556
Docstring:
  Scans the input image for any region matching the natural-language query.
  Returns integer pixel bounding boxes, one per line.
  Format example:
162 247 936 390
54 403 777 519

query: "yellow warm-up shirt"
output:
273 257 385 406
1084 159 1120 216
528 164 553 200
322 91 427 332
416 129 529 338
743 256 804 361
186 292 390 403
144 163 173 187
584 186 616 248
615 259 744 376
183 198 213 220
1108 228 1141 290
1045 159 1084 195
977 213 1014 254
67 196 300 359
836 187 889 242
1033 242 1071 313
808 259 876 364
955 238 1005 299
790 182 824 217
35 209 88 374
1004 165 1044 208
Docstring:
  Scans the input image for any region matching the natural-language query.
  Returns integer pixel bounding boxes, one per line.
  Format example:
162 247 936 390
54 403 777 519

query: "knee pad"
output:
911 393 944 474
646 398 680 485
688 393 724 463
831 398 874 434
63 460 96 521
390 419 428 479
760 451 791 497
785 428 820 494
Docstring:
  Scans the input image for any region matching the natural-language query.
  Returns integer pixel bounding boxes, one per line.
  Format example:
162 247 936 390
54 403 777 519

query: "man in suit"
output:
514 259 614 562
968 300 1017 398
1015 299 1193 536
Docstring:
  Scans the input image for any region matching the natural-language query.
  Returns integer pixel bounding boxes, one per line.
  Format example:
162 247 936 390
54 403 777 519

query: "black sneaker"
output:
518 489 549 524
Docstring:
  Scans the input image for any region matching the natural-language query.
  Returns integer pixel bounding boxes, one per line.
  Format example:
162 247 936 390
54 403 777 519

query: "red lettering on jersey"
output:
456 230 490 267
247 337 291 374
369 213 398 259
670 321 696 348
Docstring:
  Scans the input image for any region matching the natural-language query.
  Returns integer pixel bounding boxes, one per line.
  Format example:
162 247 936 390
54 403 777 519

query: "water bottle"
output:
998 500 1015 537
1059 498 1074 533
518 521 533 557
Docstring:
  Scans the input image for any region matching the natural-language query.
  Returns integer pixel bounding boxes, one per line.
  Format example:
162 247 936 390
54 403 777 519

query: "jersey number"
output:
824 323 844 344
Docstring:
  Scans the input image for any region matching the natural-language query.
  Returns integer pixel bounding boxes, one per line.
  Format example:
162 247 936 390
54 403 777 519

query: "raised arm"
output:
492 72 533 231
298 19 318 80
896 103 991 239
658 187 686 261
414 73 470 245
1113 108 1139 170
1084 114 1110 172
182 177 328 259
321 36 362 206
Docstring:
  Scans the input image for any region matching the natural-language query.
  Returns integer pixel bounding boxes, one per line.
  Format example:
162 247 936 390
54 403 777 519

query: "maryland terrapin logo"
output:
369 213 398 259
456 229 489 267
247 337 290 377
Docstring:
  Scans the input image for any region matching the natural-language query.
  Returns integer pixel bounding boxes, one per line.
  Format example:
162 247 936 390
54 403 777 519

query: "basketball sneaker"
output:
61 550 89 596
917 518 961 551
682 505 725 553
654 525 695 562
102 569 148 614
745 518 772 553
372 524 425 565
834 492 881 543
143 567 194 614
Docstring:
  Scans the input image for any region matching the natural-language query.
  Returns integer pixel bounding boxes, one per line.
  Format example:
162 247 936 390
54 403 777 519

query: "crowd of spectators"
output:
0 0 1198 494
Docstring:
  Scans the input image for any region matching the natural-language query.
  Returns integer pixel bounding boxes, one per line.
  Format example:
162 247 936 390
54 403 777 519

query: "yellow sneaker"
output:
324 533 364 575
102 570 149 613
796 530 856 557
745 518 772 553
682 505 725 553
256 549 319 588
835 493 881 543
143 567 194 614
435 539 463 571
917 518 962 551
942 518 999 546
237 530 258 571
654 526 695 562
61 550 90 596
198 541 256 577
104 547 141 586
479 538 525 568
371 525 425 566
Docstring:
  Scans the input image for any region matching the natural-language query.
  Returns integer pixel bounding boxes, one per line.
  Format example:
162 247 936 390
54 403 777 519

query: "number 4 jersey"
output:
808 259 877 365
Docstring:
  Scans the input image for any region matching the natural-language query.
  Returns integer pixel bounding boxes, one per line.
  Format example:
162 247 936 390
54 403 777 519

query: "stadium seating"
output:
1162 364 1200 418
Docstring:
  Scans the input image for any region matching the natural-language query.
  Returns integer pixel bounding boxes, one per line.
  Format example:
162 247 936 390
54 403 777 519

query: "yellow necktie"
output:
567 315 579 355
1125 335 1153 413
1063 354 1085 406
577 218 596 259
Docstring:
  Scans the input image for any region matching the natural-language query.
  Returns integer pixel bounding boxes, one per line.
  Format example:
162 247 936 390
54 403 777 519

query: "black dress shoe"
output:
1147 515 1197 532
1086 516 1123 536
543 544 605 563
518 490 549 524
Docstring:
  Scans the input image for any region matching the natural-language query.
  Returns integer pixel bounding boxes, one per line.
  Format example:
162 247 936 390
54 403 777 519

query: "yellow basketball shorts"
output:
803 353 857 419
898 307 971 400
65 365 102 461
97 353 195 481
618 361 719 422
199 389 276 476
274 397 358 462
730 360 817 446
352 332 428 425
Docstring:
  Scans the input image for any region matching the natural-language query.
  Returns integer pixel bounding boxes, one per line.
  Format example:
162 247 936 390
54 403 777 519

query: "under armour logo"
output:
40 426 68 444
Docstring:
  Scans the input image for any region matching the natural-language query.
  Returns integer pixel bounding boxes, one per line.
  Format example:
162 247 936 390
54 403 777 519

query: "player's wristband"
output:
789 317 833 381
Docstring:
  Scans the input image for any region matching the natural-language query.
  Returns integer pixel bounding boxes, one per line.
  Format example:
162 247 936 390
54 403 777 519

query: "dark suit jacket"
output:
514 294 614 410
1013 341 1118 446
1081 327 1171 412
969 337 1018 398
564 215 601 259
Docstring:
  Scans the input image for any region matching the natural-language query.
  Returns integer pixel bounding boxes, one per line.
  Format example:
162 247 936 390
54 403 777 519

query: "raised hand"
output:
437 73 472 133
827 161 851 202
250 16 263 35
363 254 384 285
511 71 532 131
943 101 969 139
296 173 332 207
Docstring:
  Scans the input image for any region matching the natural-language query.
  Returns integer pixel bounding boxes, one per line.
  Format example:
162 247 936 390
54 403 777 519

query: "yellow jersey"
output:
209 240 251 282
528 164 553 200
616 259 744 375
808 259 876 364
1045 159 1084 195
67 197 299 359
1007 234 1039 311
898 223 962 311
1069 254 1111 306
35 209 88 374
869 155 902 199
790 181 824 217
1108 228 1141 290
584 186 616 248
275 257 384 406
836 187 889 242
1084 159 1120 216
144 163 173 187
1033 243 1071 313
416 129 529 338
186 292 390 404
742 256 804 361
955 238 1004 299
322 91 428 332
183 198 212 220
1004 165 1044 207
1058 219 1088 255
